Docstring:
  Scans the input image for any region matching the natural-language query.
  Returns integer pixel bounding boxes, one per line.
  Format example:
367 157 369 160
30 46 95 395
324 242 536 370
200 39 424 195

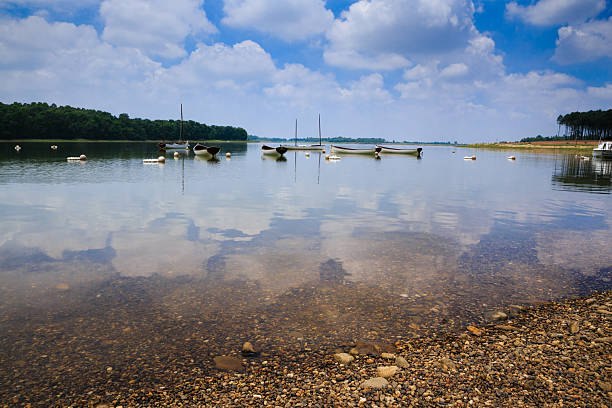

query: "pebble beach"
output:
2 288 610 407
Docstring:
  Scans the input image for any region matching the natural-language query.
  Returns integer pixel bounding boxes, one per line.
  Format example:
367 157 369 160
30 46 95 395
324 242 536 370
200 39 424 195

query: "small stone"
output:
395 356 409 369
467 326 483 336
569 321 579 334
490 311 508 321
242 341 258 356
333 353 355 365
594 337 612 343
349 348 359 356
437 357 456 370
55 283 70 291
380 352 395 360
376 366 398 378
599 381 612 392
585 298 597 305
596 309 612 315
361 377 389 389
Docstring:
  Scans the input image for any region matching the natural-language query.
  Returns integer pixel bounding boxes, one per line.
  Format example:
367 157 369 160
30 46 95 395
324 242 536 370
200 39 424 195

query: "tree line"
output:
556 109 612 140
0 102 248 141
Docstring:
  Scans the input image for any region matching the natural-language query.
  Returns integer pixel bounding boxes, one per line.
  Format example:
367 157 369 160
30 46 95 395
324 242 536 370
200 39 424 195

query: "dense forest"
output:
556 109 612 140
0 102 248 141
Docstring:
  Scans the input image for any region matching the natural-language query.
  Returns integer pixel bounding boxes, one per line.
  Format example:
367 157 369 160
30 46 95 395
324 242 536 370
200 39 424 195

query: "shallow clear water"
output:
0 141 611 402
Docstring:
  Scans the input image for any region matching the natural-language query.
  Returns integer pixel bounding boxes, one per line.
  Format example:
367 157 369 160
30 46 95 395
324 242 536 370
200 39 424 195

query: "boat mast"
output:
318 114 321 145
180 103 184 142
295 118 298 146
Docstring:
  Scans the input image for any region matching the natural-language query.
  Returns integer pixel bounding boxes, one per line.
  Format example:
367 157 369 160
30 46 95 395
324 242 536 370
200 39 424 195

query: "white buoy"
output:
464 155 476 160
14 145 21 151
157 156 165 163
174 152 179 158
508 156 516 160
79 154 86 160
329 154 341 161
305 152 310 157
325 154 330 160
226 152 231 158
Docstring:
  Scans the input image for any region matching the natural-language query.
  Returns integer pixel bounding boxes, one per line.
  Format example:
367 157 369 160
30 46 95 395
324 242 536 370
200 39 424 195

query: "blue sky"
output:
0 0 611 142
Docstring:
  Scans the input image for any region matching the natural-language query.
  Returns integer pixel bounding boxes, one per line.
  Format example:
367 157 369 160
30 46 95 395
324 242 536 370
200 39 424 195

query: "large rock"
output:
376 366 399 378
214 356 244 372
395 356 409 368
361 377 389 389
353 341 396 356
333 353 355 365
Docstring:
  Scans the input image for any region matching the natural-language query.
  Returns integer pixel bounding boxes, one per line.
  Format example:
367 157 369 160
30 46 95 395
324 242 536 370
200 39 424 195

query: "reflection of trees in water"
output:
551 155 611 193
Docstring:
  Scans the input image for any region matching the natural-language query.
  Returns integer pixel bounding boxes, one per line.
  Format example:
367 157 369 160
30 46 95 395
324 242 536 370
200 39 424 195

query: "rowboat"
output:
377 146 422 156
593 141 612 159
261 145 288 157
330 145 382 155
193 144 220 158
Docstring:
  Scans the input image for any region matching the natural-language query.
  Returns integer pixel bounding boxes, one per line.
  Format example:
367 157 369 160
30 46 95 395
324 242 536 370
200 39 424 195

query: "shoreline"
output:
5 290 609 407
463 141 598 152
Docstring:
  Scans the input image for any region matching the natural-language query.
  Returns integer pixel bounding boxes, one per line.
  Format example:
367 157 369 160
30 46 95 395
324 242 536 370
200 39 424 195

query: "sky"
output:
0 0 611 143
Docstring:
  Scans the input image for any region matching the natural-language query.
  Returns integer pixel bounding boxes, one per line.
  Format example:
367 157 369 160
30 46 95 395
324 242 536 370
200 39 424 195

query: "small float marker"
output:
14 145 21 151
305 152 310 157
173 152 179 158
51 145 58 150
507 156 516 160
67 154 86 161
464 155 476 160
329 154 341 161
143 156 165 163
226 152 231 158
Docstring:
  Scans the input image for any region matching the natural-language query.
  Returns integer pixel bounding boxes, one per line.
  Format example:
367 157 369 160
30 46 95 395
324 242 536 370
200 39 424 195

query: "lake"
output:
1 141 611 404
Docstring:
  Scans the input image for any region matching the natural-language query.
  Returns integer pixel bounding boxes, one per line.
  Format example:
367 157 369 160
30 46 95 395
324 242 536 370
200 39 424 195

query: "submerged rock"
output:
361 377 389 389
213 356 244 372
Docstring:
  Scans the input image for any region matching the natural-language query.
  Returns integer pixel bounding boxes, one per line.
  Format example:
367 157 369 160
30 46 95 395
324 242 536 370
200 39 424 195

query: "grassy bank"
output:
463 141 598 152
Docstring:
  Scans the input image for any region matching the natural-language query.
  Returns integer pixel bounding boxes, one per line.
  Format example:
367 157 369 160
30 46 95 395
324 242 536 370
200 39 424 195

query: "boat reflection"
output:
551 155 611 194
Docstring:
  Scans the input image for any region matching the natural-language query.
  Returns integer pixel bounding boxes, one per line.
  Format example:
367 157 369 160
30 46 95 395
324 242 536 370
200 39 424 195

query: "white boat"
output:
593 140 612 159
193 144 220 158
158 104 189 150
281 116 325 151
261 145 288 157
377 146 422 156
330 145 382 155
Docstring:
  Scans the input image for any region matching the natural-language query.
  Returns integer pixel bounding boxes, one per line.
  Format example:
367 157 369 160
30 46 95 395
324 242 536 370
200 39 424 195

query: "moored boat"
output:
158 104 189 150
330 145 382 155
281 116 325 151
377 146 422 156
193 144 220 158
262 145 288 157
593 141 612 159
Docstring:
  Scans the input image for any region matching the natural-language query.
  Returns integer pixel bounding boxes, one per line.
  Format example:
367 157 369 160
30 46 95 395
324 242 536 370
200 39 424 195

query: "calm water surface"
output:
1 142 611 403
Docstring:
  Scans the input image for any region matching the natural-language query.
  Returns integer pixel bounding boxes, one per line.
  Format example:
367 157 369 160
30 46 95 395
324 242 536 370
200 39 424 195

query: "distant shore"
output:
464 140 599 152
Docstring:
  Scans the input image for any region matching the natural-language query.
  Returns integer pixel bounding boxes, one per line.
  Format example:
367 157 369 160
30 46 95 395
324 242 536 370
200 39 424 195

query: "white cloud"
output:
440 62 469 78
324 0 478 70
587 83 612 100
553 17 612 64
506 0 606 26
100 0 217 59
222 0 333 41
340 73 392 101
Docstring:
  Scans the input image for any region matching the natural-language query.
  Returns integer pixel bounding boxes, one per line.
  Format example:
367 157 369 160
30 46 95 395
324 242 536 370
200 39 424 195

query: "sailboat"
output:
158 104 189 150
281 115 325 151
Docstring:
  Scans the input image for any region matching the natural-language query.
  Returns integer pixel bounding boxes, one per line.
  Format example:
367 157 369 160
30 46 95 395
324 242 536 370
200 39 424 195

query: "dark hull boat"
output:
193 144 220 158
261 145 288 157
